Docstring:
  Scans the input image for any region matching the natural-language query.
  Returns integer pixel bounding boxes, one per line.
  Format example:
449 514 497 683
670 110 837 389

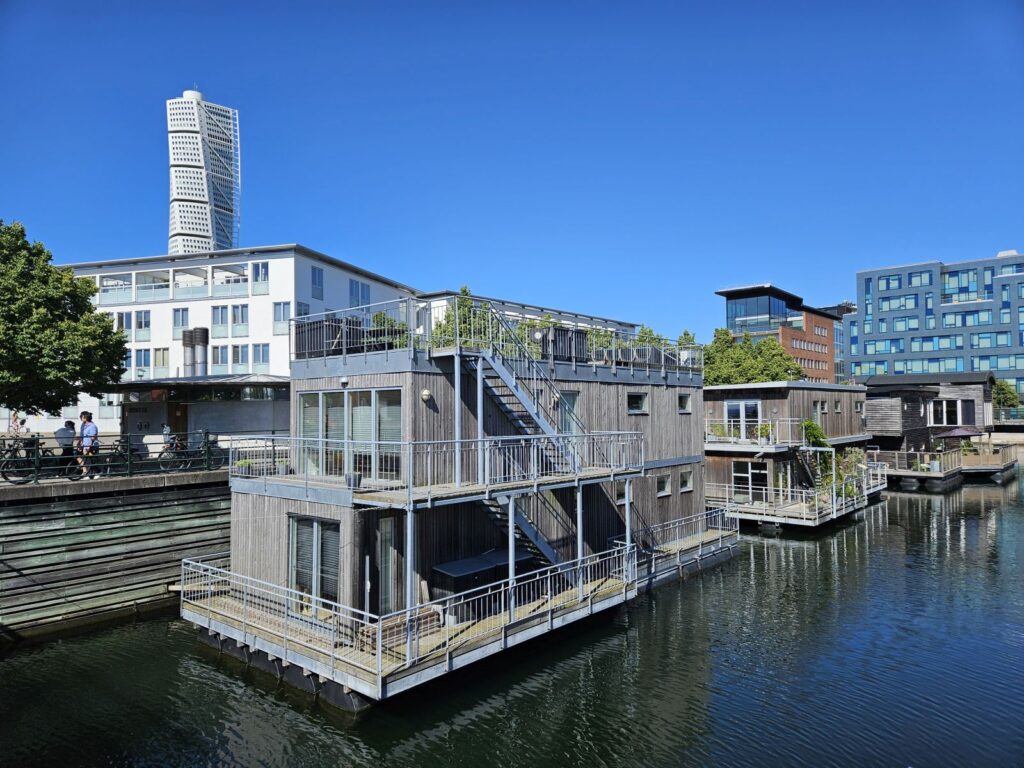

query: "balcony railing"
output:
612 507 738 555
867 450 961 474
174 282 209 299
290 294 703 373
229 432 644 497
706 463 887 523
98 286 133 305
995 407 1024 423
135 284 170 302
704 417 805 446
213 276 249 297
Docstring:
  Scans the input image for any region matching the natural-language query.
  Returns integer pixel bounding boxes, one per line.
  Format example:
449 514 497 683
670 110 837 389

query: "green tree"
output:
677 329 696 346
993 378 1020 409
0 221 126 415
703 328 803 385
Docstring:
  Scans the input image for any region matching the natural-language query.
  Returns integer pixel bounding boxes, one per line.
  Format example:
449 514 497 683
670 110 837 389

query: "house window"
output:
134 349 150 368
252 261 269 283
291 517 340 603
173 307 189 340
656 475 671 497
296 302 311 317
929 399 974 426
231 304 249 336
311 266 324 300
679 467 694 493
212 346 228 365
677 393 691 413
627 393 648 415
349 278 370 308
854 401 864 414
834 400 841 413
134 310 151 341
614 480 627 506
273 301 291 335
232 345 249 366
253 343 270 365
154 348 169 369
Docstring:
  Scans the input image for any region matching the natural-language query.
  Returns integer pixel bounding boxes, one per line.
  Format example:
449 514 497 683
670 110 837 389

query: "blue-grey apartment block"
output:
844 249 1024 393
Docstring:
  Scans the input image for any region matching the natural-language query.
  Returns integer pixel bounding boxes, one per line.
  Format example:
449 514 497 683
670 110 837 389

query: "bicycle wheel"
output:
0 452 35 485
158 448 186 472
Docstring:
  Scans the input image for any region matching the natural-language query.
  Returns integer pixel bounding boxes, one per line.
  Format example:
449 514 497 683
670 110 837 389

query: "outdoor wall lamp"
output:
421 389 432 403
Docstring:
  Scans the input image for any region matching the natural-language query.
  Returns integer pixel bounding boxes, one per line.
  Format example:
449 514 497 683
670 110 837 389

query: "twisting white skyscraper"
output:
166 90 240 255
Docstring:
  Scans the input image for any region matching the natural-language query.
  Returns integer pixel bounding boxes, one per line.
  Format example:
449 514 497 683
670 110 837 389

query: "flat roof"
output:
858 373 994 387
65 243 419 295
715 283 840 321
704 380 866 393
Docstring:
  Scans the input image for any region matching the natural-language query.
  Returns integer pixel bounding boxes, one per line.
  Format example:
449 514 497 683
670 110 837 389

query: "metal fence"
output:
289 293 704 374
867 450 961 474
182 545 634 699
704 417 805 446
0 430 233 485
229 432 644 495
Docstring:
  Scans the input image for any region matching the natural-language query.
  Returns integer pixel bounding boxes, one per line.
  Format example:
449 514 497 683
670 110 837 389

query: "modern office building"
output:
17 244 416 437
166 90 240 255
844 250 1024 394
716 284 844 383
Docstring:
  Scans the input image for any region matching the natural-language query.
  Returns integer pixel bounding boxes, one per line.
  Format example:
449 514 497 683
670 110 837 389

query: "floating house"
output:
180 292 734 710
702 381 885 526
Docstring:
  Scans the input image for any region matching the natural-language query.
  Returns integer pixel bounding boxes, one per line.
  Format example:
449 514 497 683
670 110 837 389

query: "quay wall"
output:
0 471 230 648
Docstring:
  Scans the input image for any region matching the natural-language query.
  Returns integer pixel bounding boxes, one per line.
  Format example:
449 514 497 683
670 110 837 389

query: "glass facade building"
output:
845 251 1024 392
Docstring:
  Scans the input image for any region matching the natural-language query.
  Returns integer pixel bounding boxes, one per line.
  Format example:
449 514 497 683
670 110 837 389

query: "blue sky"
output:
2 1 1022 340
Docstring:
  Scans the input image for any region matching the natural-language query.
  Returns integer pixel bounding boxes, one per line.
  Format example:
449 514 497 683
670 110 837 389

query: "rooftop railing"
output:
289 294 703 374
867 450 961 474
229 432 644 498
704 417 805 446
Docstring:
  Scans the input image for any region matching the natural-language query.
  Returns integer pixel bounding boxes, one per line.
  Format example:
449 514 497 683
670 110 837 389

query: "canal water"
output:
2 479 1023 768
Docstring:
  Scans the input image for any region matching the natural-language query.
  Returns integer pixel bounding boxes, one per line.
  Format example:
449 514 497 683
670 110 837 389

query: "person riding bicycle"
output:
77 411 99 478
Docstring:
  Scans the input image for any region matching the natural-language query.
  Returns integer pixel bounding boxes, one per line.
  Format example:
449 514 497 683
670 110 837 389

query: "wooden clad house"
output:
703 381 884 526
181 292 727 709
859 373 995 451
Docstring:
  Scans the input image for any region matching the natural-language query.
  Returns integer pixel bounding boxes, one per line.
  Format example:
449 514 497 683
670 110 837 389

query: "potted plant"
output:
276 458 290 476
708 423 727 440
757 422 773 445
233 458 253 474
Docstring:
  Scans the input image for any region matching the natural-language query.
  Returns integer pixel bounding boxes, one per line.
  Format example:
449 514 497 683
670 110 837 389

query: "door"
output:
732 461 769 504
725 400 761 440
299 393 321 475
291 517 341 613
168 403 188 436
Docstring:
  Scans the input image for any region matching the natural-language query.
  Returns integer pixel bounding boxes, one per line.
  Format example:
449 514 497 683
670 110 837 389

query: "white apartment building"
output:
19 245 415 439
167 90 240 255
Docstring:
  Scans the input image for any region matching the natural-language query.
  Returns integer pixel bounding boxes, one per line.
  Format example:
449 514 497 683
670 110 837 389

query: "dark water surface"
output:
3 481 1023 767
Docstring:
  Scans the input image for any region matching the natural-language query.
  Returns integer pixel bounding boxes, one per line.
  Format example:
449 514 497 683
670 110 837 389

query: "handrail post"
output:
204 429 211 471
126 436 133 477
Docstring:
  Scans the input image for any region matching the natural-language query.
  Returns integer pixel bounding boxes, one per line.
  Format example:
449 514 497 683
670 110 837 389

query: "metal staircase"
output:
481 495 562 566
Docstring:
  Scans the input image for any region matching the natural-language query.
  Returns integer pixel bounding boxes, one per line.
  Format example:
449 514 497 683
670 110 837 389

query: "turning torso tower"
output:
166 89 240 255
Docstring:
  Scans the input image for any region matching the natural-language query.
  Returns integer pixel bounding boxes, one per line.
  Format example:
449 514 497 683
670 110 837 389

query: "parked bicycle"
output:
0 436 83 484
101 435 152 475
158 432 228 471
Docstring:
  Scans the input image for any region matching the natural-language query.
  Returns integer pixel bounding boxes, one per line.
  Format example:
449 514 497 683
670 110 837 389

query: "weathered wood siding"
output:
865 397 903 436
1 473 230 645
705 386 866 439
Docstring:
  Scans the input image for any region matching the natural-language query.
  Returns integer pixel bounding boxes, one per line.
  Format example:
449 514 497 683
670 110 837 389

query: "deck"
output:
182 555 633 701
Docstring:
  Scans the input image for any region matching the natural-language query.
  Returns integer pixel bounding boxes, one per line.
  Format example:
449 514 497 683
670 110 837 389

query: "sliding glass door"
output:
732 460 769 504
292 517 341 610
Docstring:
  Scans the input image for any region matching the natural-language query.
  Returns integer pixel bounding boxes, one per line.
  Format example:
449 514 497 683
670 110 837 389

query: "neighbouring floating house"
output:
702 381 885 526
180 292 735 711
858 373 1015 490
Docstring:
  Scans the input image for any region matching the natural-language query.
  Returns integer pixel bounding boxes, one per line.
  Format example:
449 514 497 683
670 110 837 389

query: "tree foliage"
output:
993 378 1020 409
703 328 804 385
677 329 696 346
0 221 126 414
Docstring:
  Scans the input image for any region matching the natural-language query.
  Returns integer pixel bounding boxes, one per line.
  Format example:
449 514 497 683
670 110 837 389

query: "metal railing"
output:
704 417 805 446
707 463 886 523
961 444 1018 468
0 430 232 485
228 432 644 495
611 507 738 552
182 544 634 697
995 407 1024 423
868 450 961 474
289 294 704 376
